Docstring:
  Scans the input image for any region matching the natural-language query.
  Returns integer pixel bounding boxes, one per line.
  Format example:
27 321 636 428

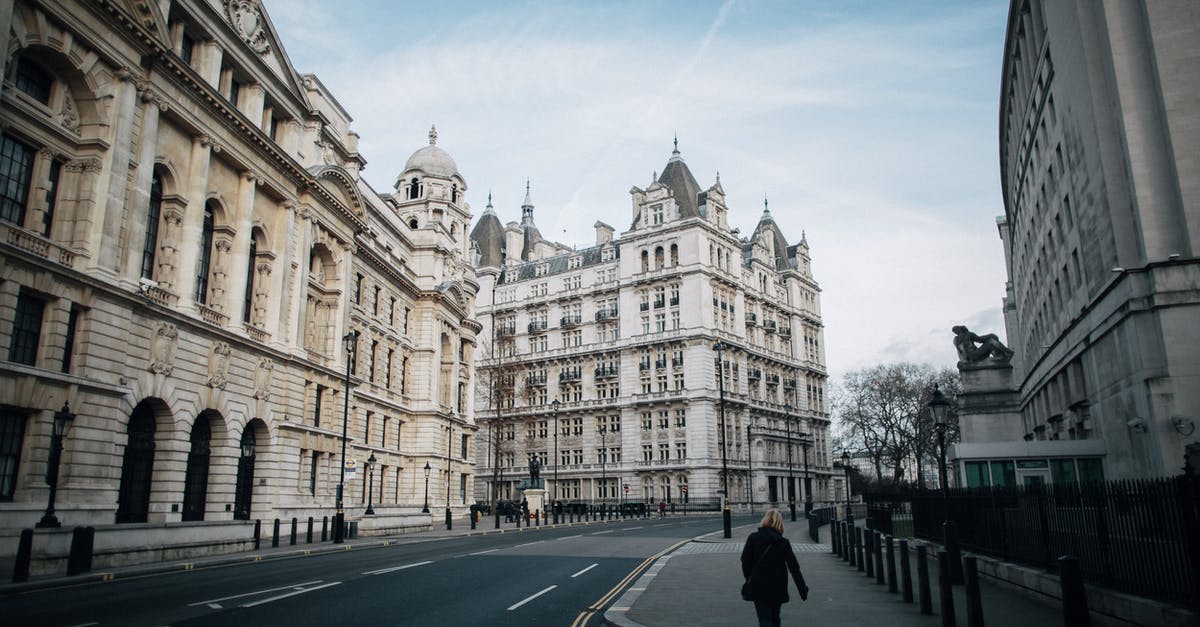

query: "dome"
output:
402 125 459 178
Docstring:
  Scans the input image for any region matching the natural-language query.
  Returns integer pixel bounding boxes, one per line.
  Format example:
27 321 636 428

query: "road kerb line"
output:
507 585 556 611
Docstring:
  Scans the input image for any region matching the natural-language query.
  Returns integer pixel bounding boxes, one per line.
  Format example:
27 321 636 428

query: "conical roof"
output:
470 192 504 267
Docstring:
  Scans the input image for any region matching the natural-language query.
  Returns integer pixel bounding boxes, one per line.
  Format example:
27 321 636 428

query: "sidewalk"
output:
2 510 699 595
605 521 1066 627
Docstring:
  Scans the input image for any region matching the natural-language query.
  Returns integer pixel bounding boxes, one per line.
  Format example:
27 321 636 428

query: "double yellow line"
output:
570 538 690 627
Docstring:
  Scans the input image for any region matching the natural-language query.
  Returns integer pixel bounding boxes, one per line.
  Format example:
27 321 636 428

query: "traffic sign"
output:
622 484 629 493
681 486 688 494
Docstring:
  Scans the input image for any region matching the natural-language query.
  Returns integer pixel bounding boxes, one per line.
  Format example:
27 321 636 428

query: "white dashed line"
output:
591 530 614 535
507 585 557 610
469 548 499 556
188 581 324 607
363 560 433 575
240 581 342 607
571 563 598 578
513 540 544 548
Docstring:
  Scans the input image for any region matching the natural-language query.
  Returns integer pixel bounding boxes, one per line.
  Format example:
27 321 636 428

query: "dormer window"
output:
651 203 664 225
13 57 52 104
408 177 420 200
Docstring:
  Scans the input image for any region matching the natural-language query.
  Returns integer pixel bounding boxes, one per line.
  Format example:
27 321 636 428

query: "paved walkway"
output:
605 521 1067 627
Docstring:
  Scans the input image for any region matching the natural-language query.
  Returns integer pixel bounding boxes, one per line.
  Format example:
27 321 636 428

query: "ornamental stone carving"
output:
59 90 80 132
952 325 1015 365
150 322 178 375
253 357 274 400
224 0 270 54
207 341 232 389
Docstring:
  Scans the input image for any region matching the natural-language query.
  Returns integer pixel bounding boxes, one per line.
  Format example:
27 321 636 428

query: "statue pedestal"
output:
523 488 546 514
957 361 1023 443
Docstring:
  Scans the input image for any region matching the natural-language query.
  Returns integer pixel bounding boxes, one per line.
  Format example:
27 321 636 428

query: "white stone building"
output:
470 142 831 511
953 0 1199 485
0 0 478 543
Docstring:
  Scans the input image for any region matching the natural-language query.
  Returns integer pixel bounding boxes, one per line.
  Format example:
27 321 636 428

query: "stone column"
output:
124 84 166 284
224 171 258 323
94 69 142 274
176 135 215 309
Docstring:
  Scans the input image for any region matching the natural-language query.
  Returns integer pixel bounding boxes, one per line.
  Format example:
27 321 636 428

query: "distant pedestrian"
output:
658 500 667 517
740 509 808 627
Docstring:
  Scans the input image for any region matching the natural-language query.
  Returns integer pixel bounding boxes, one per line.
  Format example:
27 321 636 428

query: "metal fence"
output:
910 476 1200 608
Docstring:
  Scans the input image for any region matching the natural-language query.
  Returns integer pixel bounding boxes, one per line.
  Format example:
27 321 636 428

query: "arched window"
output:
182 416 212 521
195 202 215 304
242 236 257 324
141 172 164 278
408 177 420 200
234 425 256 520
654 247 664 269
451 184 458 204
640 250 649 273
409 218 418 229
116 402 157 523
670 244 679 267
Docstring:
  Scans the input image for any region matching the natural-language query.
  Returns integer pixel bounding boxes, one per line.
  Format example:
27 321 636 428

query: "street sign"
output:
680 486 688 494
622 483 629 494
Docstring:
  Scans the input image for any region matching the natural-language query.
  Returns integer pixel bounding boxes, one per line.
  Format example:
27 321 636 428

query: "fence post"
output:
917 545 933 615
307 517 314 544
900 539 914 603
12 529 32 583
66 526 95 576
865 530 875 578
887 535 898 593
875 531 885 585
938 550 956 627
1059 555 1090 627
253 519 261 550
964 556 985 627
272 518 280 548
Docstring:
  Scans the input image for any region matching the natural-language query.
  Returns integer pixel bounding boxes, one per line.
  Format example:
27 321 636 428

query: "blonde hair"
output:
760 509 784 534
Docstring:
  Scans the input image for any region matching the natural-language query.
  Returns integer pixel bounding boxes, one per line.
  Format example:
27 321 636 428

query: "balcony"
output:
669 296 679 306
639 362 650 372
783 378 797 390
653 299 665 309
763 320 777 333
560 369 583 382
748 369 762 381
496 325 516 338
245 324 270 344
779 326 792 337
560 315 582 328
198 304 229 327
671 358 683 367
528 321 548 333
746 313 758 326
640 302 650 311
3 221 79 269
765 374 780 386
526 374 547 387
595 309 619 321
595 366 620 379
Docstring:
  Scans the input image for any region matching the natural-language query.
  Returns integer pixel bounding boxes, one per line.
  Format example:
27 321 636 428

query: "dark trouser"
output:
754 601 781 627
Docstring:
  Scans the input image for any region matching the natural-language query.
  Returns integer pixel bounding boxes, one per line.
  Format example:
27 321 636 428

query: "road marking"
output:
571 563 598 578
188 581 325 606
590 530 613 535
241 581 342 607
560 534 582 540
625 526 643 530
67 623 99 627
363 560 433 575
469 548 499 556
507 585 557 610
514 540 544 548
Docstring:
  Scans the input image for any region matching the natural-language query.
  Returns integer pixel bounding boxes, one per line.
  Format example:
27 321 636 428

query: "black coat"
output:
740 527 808 605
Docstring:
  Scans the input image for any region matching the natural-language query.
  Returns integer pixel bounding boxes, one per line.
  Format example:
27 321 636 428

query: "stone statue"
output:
528 455 542 484
953 325 1015 365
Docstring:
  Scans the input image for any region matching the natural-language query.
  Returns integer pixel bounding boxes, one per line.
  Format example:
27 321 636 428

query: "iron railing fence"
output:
910 476 1200 609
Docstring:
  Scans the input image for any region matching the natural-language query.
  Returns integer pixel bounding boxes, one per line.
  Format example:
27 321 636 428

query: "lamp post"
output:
928 384 962 584
785 403 796 522
552 398 560 520
334 330 359 544
799 434 812 517
36 402 75 528
422 461 431 513
364 453 377 515
841 450 853 527
713 341 731 539
446 422 453 530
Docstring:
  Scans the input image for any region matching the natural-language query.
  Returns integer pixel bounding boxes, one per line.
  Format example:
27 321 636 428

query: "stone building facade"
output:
470 143 831 510
0 0 478 537
954 0 1198 484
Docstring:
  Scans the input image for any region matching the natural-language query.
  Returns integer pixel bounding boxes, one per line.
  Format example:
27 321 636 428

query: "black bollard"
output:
843 522 851 562
12 529 32 583
945 520 964 585
900 539 914 603
887 535 898 593
470 508 477 530
938 550 957 627
1059 555 1090 627
868 526 878 576
272 518 280 548
917 545 933 615
307 517 314 544
857 528 865 572
67 526 95 576
321 516 328 542
875 531 885 585
964 556 985 627
254 519 262 550
290 518 298 546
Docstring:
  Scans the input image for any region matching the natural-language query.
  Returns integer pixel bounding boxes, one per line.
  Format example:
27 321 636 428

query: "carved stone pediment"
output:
225 0 270 54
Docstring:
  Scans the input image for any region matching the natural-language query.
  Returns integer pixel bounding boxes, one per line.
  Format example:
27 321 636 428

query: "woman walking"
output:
740 509 808 627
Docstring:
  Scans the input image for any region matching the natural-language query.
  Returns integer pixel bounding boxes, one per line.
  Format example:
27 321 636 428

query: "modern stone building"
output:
953 0 1199 484
470 142 831 511
0 0 478 548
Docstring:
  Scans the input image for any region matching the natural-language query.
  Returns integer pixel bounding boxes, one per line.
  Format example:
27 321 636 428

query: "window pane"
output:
1049 458 1077 485
0 410 28 500
14 57 52 104
964 461 991 488
8 292 45 366
1076 458 1104 484
0 134 35 225
990 460 1016 487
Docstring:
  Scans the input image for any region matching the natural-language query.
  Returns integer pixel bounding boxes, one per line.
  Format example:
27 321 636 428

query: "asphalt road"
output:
1 514 751 627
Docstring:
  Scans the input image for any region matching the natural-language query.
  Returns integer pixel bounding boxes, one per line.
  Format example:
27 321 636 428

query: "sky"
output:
264 0 1012 381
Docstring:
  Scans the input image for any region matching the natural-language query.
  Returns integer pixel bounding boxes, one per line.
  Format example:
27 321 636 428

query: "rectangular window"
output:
363 411 372 443
386 348 394 387
14 57 52 104
0 410 27 500
62 305 80 373
964 461 991 488
313 384 324 427
8 291 44 366
180 32 195 66
990 460 1015 487
229 77 243 106
309 451 320 495
461 434 468 459
0 134 36 226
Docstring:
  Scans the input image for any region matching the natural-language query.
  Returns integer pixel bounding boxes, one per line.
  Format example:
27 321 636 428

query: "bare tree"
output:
475 317 526 507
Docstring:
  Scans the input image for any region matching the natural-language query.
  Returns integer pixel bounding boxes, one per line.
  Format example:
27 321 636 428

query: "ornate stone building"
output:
0 0 478 543
470 142 831 510
953 0 1198 484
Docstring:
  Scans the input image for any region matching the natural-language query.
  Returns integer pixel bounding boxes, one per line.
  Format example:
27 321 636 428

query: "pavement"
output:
604 519 1072 627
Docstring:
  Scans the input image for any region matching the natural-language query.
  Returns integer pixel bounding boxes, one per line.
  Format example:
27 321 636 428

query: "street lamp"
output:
552 398 560 521
422 461 431 513
364 453 377 515
841 450 853 526
785 403 796 522
36 402 75 528
928 383 962 583
713 341 731 539
334 330 359 544
446 422 453 530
